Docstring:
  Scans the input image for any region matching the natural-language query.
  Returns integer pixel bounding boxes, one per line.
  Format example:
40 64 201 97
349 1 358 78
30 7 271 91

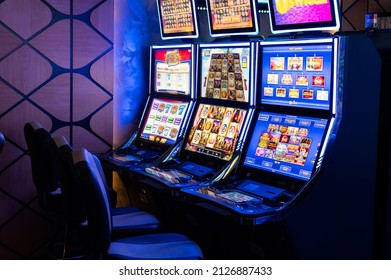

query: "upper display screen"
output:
139 97 190 147
243 111 328 181
199 43 252 103
206 0 259 37
153 46 193 96
156 0 199 40
185 103 247 162
267 0 341 34
260 39 335 110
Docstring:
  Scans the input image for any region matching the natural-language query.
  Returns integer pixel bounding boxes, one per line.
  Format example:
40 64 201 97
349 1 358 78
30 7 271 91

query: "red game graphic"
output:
312 75 325 86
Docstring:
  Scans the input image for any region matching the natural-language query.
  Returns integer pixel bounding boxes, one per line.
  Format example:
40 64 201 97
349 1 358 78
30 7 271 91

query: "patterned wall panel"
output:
341 0 391 31
0 0 389 260
0 0 113 259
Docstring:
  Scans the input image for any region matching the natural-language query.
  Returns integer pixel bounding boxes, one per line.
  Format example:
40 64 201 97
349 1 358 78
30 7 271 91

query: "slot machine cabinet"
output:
349 29 391 260
180 35 382 259
176 0 383 259
125 41 257 228
373 32 391 260
98 44 196 198
283 35 381 259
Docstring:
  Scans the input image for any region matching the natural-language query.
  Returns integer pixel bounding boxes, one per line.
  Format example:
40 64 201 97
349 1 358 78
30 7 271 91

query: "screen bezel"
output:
267 0 341 34
238 106 331 192
150 44 196 98
205 0 259 38
156 0 199 40
179 100 250 171
258 38 337 111
136 96 192 152
197 41 256 106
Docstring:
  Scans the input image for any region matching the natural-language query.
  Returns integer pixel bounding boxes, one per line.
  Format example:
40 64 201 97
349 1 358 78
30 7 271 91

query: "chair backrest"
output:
0 132 4 154
72 148 112 254
50 135 87 224
23 121 59 208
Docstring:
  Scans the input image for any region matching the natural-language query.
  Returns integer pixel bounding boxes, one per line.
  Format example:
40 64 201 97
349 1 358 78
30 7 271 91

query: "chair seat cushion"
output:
80 207 160 232
111 207 160 231
108 233 203 260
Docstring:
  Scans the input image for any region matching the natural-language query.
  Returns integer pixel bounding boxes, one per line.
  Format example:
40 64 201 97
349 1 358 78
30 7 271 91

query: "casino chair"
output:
23 121 62 212
72 147 204 260
0 132 4 154
48 134 86 258
50 135 161 257
23 121 64 258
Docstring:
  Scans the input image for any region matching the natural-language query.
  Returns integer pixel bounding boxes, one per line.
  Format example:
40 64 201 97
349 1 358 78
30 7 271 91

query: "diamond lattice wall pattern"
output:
0 0 113 259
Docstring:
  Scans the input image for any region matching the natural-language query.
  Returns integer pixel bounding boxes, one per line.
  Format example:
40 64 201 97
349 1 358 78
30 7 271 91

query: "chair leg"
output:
33 212 64 259
62 224 70 259
59 224 90 259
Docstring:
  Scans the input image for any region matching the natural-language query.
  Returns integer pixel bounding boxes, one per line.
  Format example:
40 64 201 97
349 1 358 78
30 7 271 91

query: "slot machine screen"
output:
242 111 328 181
152 45 194 96
199 43 252 103
156 0 199 40
267 0 340 34
184 103 247 162
139 97 190 147
206 0 259 37
260 39 335 110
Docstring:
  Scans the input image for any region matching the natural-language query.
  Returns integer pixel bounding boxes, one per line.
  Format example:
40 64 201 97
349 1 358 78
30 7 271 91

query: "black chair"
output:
23 121 62 212
0 132 4 154
49 134 87 258
23 121 64 258
50 135 161 257
72 147 203 259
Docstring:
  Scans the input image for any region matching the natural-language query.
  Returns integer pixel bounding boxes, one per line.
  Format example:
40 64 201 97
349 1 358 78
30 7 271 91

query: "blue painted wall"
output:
112 0 264 146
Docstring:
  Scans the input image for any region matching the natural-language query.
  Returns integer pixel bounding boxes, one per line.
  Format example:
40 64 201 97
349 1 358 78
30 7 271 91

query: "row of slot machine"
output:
99 0 383 259
102 38 335 207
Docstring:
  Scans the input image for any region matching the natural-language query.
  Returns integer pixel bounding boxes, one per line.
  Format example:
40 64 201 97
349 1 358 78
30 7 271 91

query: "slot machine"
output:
125 41 257 227
98 44 197 179
121 0 261 226
99 0 200 177
179 0 382 259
